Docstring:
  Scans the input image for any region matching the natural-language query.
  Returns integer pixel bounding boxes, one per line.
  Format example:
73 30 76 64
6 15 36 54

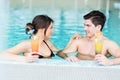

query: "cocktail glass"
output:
31 36 39 56
95 38 103 54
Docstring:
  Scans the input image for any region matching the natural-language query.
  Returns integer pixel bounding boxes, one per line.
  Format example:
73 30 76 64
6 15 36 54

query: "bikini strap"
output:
43 40 54 57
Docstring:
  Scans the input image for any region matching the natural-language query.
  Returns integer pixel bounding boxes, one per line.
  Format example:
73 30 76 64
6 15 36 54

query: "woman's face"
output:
45 22 53 38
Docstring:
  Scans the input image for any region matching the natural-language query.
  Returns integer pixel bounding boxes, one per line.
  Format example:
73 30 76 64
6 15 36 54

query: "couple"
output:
1 10 120 66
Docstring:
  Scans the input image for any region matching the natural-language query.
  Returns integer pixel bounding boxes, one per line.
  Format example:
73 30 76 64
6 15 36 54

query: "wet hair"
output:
83 10 106 31
26 15 54 36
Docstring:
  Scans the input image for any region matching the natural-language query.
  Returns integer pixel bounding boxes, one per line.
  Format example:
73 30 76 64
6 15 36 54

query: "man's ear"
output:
96 25 101 31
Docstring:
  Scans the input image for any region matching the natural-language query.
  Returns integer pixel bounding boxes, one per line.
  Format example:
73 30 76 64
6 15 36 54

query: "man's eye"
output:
87 25 91 27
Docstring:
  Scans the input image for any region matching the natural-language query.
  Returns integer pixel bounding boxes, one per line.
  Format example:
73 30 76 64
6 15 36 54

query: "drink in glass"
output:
95 31 103 54
31 36 39 56
95 38 103 54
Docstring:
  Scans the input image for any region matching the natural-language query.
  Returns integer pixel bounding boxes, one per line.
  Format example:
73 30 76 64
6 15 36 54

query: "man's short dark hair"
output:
84 10 106 31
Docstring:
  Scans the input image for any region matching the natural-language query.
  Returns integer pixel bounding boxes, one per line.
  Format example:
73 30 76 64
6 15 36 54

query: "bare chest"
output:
78 41 107 56
78 43 96 56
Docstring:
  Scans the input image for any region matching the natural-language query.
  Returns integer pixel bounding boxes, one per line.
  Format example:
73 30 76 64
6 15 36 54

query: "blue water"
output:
1 6 120 53
5 8 85 49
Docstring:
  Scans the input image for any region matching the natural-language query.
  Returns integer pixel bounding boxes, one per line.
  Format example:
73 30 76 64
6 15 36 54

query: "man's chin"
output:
86 35 91 38
86 34 89 37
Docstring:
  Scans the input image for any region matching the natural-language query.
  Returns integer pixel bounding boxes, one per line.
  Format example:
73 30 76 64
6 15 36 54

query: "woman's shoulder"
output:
44 40 53 45
21 39 30 43
19 40 31 45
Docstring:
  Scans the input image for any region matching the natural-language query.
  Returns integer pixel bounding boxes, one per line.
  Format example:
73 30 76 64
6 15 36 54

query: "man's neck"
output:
86 36 95 41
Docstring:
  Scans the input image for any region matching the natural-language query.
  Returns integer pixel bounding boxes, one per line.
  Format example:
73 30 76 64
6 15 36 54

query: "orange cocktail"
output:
95 31 103 54
95 39 103 54
31 36 39 56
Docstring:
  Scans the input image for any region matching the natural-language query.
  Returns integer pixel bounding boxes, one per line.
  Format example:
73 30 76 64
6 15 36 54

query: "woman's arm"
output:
64 33 82 50
57 39 79 59
0 41 38 62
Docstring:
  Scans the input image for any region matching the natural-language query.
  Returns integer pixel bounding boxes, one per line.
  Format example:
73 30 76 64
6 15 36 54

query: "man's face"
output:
84 19 97 38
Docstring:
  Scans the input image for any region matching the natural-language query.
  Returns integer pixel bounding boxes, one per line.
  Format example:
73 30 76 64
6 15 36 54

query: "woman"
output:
0 15 59 62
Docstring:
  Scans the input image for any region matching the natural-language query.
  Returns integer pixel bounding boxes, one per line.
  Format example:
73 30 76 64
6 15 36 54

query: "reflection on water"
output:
0 0 120 52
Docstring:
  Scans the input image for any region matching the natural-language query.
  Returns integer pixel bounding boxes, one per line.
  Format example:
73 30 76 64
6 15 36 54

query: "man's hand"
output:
65 56 79 62
95 54 112 66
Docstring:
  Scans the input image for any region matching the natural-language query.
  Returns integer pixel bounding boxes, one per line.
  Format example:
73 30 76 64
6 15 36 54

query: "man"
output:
57 10 120 66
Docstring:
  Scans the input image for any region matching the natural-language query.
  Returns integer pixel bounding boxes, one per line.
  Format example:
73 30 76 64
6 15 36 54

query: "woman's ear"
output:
37 29 45 40
38 29 45 33
37 29 45 37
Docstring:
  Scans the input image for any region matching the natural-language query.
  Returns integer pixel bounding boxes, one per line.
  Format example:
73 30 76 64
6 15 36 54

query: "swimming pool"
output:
1 0 120 53
0 0 120 80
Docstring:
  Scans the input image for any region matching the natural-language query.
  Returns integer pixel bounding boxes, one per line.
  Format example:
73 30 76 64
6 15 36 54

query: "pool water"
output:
1 1 120 55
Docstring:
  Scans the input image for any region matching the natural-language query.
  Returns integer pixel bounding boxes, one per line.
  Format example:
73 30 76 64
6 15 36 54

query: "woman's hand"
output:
72 32 83 40
24 55 39 62
24 52 39 62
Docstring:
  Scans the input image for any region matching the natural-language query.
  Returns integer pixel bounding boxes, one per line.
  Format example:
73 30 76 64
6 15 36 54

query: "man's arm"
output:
95 40 120 65
107 40 120 65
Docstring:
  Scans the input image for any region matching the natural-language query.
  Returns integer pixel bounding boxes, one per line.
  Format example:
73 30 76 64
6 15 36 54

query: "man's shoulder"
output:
104 37 117 45
73 37 87 45
73 37 85 41
70 38 82 45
